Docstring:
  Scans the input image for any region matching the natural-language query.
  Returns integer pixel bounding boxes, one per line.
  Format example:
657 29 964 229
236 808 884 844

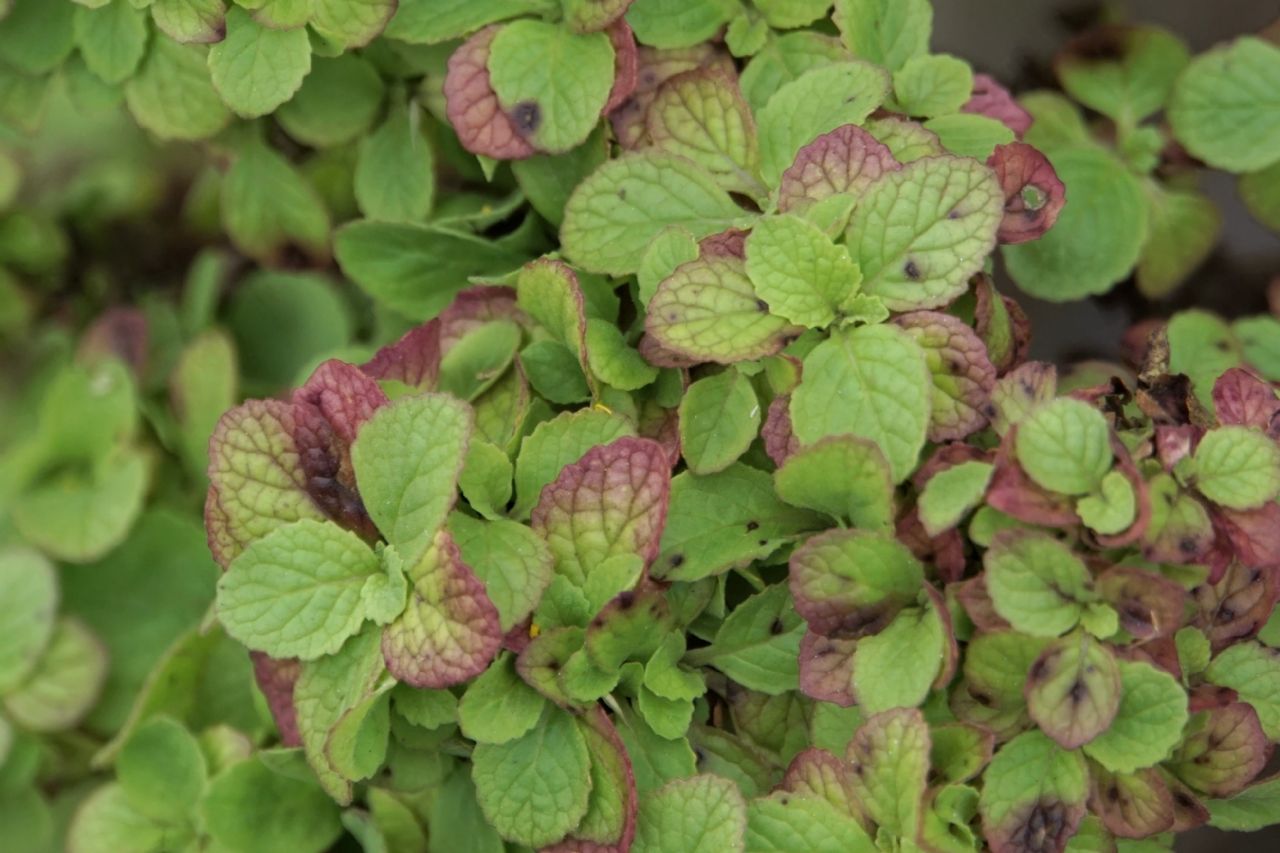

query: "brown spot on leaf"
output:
510 100 541 135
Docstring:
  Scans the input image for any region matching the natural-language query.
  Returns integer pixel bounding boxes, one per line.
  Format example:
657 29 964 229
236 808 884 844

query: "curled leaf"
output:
443 26 536 159
988 142 1067 245
962 73 1033 136
896 310 997 441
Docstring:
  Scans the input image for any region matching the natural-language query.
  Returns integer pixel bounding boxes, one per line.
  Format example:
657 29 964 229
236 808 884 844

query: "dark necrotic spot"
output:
769 618 784 635
618 591 636 610
756 298 770 312
510 100 541 135
904 260 922 281
746 520 760 531
669 554 685 568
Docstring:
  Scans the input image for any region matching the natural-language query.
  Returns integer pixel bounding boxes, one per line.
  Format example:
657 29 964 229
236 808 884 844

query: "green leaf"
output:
13 449 149 564
561 152 744 275
738 31 850 112
1004 147 1149 301
1025 632 1121 749
645 67 764 198
922 113 1015 160
209 7 311 117
746 793 874 853
1190 425 1280 510
893 53 973 118
586 318 660 390
310 0 397 49
757 62 891 184
745 213 862 328
351 393 470 564
151 0 229 45
73 0 147 84
36 359 137 465
0 547 57 694
790 323 932 483
384 0 550 44
471 706 593 847
918 461 993 537
1016 397 1112 496
171 330 238 479
685 583 804 694
334 221 529 321
656 464 821 582
117 717 207 823
852 601 947 713
1083 659 1188 773
1206 774 1280 832
1236 316 1280 381
277 54 385 148
984 531 1095 638
202 757 343 853
1058 25 1190 126
513 407 635 518
1076 469 1138 535
1206 642 1280 739
451 512 553 631
511 123 609 228
832 0 931 71
979 730 1088 853
1135 183 1221 298
458 652 546 744
2 617 106 733
625 0 734 50
226 272 351 391
1167 309 1241 410
216 519 380 660
65 784 168 853
1240 159 1280 233
633 774 747 853
679 369 760 475
0 0 75 75
458 440 513 520
1169 37 1280 173
293 627 387 802
774 435 895 531
222 137 331 264
847 154 1002 311
487 20 613 153
125 38 230 141
355 100 435 223
440 317 521 402
646 248 799 365
846 708 931 837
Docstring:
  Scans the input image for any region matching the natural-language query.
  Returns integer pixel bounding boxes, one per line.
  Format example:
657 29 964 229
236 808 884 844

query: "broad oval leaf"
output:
1024 632 1122 749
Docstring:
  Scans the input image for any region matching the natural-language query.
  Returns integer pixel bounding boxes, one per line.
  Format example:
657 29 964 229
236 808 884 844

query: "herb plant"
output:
0 1 1278 852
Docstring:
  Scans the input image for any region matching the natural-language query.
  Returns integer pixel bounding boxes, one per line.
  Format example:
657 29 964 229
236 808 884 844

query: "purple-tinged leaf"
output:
962 74 1033 136
250 652 301 747
515 626 583 706
1142 475 1214 566
762 394 800 467
1193 562 1279 652
987 142 1066 245
1163 771 1211 832
1092 439 1153 549
776 124 900 214
797 631 857 707
986 431 1080 527
988 361 1056 437
1213 368 1280 438
1088 764 1175 839
584 580 673 672
896 507 968 584
930 722 996 785
980 731 1088 853
789 528 924 639
1024 633 1121 749
361 321 443 391
381 529 503 688
531 437 670 588
1097 566 1187 641
1210 503 1280 575
78 308 148 378
603 20 639 114
954 576 1013 634
779 748 863 827
444 26 536 159
544 705 639 852
610 44 734 149
895 310 997 441
1167 703 1271 798
973 274 1033 375
205 400 325 569
439 285 524 353
292 359 389 541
